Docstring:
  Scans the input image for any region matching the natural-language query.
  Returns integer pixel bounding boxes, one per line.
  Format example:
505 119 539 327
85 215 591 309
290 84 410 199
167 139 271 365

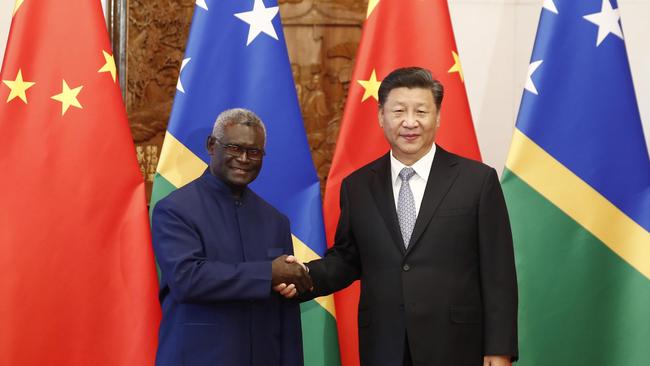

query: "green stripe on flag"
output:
300 300 341 366
502 169 650 365
150 173 177 215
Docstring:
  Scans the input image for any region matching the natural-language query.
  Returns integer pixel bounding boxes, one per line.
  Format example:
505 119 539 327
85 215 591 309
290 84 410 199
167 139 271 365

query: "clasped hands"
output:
271 255 310 298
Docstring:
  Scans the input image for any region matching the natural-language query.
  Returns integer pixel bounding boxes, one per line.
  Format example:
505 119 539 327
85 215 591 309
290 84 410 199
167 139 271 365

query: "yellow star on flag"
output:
51 80 83 116
367 0 380 18
98 50 117 82
448 50 464 82
13 0 24 16
357 69 381 102
3 69 36 103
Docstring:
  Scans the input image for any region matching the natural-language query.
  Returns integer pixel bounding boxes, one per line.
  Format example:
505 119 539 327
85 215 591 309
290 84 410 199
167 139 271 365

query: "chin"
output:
396 145 423 156
224 174 250 186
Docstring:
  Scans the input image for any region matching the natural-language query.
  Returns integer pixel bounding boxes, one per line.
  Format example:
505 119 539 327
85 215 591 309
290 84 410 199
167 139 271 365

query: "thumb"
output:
285 255 297 263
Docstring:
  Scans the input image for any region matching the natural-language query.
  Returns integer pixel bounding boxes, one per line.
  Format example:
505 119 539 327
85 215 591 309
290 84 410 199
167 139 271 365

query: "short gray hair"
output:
211 108 267 145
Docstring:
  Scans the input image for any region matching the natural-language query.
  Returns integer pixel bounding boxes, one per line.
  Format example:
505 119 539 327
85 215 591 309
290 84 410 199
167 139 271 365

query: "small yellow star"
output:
367 0 380 18
2 69 36 103
13 0 24 16
357 69 381 102
448 50 464 82
51 80 83 116
98 50 117 82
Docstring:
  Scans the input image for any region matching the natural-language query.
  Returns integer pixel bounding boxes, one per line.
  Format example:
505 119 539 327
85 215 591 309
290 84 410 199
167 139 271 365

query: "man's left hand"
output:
483 355 511 366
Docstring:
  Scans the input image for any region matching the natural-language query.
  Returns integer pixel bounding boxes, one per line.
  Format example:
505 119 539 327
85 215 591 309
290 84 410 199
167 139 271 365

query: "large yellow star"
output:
98 50 117 82
2 69 36 103
357 69 381 102
448 50 464 82
51 80 83 116
13 0 24 16
367 0 380 18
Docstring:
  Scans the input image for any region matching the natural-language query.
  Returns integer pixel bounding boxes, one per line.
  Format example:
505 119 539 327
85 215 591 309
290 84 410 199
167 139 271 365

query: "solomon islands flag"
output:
150 0 340 364
502 1 650 365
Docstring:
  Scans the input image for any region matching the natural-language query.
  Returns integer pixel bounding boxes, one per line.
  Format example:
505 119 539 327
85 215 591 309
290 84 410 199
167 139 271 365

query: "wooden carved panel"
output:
109 0 367 200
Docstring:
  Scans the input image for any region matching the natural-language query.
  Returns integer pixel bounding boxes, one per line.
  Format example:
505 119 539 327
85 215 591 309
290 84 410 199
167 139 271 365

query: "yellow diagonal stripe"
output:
366 0 379 18
506 128 650 279
13 0 24 16
292 235 336 318
157 132 207 188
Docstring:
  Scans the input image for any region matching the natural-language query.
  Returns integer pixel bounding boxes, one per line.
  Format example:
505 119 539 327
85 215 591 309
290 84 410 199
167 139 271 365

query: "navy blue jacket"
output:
152 170 303 366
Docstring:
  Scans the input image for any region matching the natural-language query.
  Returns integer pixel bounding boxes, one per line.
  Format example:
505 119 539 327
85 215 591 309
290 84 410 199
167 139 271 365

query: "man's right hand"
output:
271 255 312 293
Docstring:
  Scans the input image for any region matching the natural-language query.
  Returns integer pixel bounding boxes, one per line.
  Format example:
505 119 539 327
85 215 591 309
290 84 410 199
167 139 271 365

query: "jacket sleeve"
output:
478 168 519 360
279 219 305 366
152 200 272 303
301 179 362 301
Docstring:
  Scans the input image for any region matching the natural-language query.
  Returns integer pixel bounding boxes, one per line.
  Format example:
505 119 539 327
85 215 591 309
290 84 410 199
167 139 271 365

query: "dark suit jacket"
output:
305 146 518 365
152 170 303 366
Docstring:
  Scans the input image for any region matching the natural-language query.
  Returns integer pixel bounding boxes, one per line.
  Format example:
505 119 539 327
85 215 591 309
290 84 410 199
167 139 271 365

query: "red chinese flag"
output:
324 1 481 365
0 1 160 365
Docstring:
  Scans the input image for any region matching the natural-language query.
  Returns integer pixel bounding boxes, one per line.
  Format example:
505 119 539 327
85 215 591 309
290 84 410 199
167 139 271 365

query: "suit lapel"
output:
369 154 407 255
406 146 459 255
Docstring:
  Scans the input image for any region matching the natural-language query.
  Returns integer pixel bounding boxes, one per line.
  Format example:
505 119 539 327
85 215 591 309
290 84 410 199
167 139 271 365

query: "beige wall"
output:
1 0 649 174
0 1 10 65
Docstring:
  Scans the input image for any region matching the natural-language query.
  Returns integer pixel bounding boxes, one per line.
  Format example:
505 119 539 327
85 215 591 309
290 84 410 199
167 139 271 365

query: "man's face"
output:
207 123 265 188
378 87 439 165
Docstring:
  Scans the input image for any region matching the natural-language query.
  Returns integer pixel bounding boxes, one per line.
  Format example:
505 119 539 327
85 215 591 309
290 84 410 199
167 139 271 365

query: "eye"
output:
225 144 243 154
247 149 263 158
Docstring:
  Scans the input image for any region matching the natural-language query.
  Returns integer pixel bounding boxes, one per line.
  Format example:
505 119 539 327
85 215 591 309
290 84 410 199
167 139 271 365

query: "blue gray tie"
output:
397 167 417 248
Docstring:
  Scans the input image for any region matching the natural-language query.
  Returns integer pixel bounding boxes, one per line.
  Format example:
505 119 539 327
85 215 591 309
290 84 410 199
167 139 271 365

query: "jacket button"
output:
403 264 410 271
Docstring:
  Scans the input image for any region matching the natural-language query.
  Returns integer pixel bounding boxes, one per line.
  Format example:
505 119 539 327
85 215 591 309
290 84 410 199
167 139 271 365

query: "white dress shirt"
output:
390 145 437 218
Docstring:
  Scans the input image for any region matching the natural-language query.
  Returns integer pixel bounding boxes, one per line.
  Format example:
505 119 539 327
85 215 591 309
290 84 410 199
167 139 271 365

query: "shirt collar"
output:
390 144 437 184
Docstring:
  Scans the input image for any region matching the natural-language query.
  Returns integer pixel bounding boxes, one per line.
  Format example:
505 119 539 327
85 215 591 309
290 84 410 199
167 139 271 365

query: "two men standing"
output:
152 67 518 366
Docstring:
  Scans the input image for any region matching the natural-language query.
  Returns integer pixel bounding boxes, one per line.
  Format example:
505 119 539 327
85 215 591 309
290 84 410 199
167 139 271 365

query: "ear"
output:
436 112 441 128
378 106 384 128
206 135 215 153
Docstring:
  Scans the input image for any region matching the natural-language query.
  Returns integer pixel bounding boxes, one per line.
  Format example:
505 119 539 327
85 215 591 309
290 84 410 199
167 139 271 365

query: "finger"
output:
273 283 287 292
298 271 312 293
292 273 307 293
284 288 297 299
301 269 313 290
280 284 295 296
285 255 296 263
290 266 308 292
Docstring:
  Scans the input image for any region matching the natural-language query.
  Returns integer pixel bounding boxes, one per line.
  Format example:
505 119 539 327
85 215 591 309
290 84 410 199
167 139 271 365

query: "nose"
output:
235 151 251 162
402 111 418 128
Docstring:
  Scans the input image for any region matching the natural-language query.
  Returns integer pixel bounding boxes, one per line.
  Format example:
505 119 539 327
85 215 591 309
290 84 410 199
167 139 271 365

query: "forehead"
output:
222 123 265 146
384 87 435 106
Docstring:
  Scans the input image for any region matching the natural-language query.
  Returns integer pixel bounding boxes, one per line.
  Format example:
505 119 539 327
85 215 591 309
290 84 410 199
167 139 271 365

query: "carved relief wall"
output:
282 0 365 194
125 0 195 195
111 0 367 200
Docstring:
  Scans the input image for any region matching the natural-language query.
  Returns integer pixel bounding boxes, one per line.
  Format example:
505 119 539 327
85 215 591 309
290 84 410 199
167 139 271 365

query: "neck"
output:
208 167 245 199
230 186 244 199
392 145 433 166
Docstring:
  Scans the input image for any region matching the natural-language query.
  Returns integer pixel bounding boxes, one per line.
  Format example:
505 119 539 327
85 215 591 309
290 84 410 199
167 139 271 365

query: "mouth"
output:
230 167 251 174
401 134 420 142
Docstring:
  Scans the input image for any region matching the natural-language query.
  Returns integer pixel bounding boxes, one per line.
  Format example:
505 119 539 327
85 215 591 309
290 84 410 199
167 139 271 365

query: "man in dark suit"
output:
152 108 312 366
280 67 518 365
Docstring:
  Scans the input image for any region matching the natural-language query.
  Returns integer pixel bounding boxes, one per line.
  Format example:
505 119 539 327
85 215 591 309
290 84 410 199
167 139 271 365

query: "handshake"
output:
271 255 311 299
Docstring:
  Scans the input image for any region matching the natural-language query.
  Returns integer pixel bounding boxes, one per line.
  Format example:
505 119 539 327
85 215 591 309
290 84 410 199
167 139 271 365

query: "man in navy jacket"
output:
152 108 311 366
